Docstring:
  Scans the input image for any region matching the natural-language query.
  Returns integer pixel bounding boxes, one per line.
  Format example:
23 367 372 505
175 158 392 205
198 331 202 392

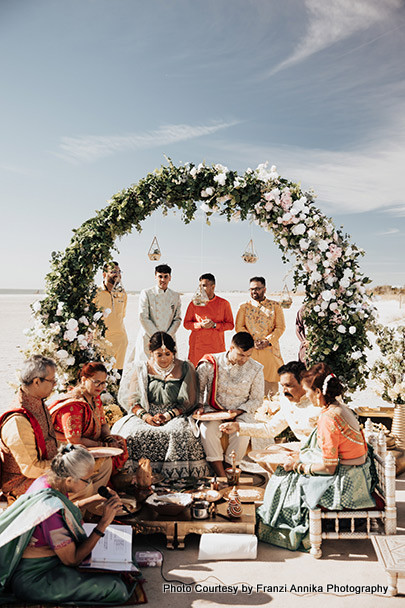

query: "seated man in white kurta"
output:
196 332 264 477
220 360 319 443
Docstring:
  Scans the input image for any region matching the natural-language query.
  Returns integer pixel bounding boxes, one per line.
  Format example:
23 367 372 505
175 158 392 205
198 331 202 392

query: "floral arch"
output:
25 160 375 396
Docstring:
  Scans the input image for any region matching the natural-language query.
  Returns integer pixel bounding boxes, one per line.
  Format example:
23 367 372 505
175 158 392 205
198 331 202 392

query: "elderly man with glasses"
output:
235 277 285 396
0 355 59 504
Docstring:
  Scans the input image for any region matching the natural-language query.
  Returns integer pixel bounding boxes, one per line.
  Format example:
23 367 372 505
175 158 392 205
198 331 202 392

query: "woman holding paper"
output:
0 444 140 605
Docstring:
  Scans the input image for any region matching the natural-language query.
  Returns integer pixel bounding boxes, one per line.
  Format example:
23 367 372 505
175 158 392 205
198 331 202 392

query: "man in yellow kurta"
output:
94 261 128 377
235 276 285 395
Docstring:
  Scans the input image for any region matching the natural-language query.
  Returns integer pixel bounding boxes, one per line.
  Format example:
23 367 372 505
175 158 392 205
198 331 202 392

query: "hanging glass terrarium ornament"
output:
148 236 161 261
192 284 209 307
279 283 293 309
241 239 258 264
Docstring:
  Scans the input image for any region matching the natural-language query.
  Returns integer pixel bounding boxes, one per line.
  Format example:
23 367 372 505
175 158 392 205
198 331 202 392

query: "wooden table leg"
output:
387 572 398 596
166 522 176 549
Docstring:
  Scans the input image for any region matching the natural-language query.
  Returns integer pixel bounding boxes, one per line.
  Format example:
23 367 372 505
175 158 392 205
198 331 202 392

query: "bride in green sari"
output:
0 444 142 605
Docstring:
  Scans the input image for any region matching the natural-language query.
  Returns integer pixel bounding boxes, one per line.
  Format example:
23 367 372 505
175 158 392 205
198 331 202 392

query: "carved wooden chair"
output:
309 432 397 558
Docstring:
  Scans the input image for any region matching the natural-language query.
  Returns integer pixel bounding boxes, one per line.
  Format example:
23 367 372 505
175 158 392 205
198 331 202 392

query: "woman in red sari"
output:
48 362 128 473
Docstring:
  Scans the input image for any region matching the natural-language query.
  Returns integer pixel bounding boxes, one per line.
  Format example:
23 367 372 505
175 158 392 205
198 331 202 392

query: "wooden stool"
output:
372 536 405 596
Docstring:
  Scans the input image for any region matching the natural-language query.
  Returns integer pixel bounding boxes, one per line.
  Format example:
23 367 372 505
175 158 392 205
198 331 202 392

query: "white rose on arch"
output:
321 290 335 301
93 311 103 321
63 329 77 342
56 349 69 361
292 223 306 236
32 301 42 313
309 270 322 283
200 202 211 213
318 240 329 252
66 318 79 331
337 325 346 333
213 173 227 186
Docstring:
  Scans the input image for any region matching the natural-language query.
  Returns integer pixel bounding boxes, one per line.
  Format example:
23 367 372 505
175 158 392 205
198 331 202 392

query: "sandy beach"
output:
1 293 405 605
1 292 404 409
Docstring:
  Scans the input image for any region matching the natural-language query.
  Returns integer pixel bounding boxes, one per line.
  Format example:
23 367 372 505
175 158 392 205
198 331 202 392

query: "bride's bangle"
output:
164 408 180 421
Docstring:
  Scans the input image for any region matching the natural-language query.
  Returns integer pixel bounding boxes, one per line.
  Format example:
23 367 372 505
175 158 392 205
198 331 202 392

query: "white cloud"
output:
376 228 400 235
386 206 405 217
58 121 239 163
266 0 402 76
213 116 405 215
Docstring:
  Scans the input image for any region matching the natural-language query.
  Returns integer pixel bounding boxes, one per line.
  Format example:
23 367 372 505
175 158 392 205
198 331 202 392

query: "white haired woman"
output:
0 444 142 605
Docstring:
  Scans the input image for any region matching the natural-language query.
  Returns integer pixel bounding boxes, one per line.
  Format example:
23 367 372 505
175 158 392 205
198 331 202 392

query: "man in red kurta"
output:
184 273 234 366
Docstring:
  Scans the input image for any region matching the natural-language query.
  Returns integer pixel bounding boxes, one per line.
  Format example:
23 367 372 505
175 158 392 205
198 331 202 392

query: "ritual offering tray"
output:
146 492 193 516
189 489 221 502
93 496 140 517
355 406 394 418
87 447 123 458
192 411 237 421
220 486 265 503
249 444 300 474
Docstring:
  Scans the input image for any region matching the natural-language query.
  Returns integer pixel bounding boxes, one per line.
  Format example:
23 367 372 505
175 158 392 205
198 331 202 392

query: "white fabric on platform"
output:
198 533 257 560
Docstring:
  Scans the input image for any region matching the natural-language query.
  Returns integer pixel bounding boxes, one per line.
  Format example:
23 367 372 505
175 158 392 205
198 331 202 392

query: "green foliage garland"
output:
25 160 375 396
371 325 405 404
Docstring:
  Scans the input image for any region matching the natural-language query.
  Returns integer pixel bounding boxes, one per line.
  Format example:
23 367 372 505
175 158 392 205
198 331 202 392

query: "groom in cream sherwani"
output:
135 264 182 361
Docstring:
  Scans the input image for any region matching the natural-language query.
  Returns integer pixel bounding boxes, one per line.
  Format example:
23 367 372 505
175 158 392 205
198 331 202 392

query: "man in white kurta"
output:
135 264 182 361
220 360 319 443
196 332 264 476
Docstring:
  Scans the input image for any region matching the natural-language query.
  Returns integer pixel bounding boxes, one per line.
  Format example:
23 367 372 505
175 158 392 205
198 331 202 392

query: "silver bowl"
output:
191 500 210 519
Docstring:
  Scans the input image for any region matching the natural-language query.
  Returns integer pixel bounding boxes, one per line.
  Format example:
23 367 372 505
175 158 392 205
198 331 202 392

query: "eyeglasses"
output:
249 287 265 292
39 377 57 385
80 477 92 485
90 379 107 388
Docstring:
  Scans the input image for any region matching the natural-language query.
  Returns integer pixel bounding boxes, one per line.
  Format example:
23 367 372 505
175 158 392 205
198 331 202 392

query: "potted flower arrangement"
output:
371 325 405 448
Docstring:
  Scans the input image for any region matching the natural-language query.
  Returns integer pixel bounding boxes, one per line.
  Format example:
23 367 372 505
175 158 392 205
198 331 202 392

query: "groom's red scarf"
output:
197 354 224 411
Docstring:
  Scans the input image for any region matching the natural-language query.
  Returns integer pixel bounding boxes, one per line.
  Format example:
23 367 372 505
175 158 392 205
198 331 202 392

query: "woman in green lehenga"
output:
257 363 378 551
113 331 210 479
0 444 140 605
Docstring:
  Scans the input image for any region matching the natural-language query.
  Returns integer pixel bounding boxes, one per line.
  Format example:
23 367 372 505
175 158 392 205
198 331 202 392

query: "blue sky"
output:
2 0 405 292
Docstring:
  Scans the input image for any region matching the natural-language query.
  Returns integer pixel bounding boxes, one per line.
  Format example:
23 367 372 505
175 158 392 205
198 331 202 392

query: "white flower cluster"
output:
24 301 116 389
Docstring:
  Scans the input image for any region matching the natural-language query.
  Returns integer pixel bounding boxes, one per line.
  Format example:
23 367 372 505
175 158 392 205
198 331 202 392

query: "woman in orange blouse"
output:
257 363 377 551
49 362 128 472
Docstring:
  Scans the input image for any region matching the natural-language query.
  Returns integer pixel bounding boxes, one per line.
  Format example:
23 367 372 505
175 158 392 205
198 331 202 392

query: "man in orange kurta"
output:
236 276 285 395
184 273 234 366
